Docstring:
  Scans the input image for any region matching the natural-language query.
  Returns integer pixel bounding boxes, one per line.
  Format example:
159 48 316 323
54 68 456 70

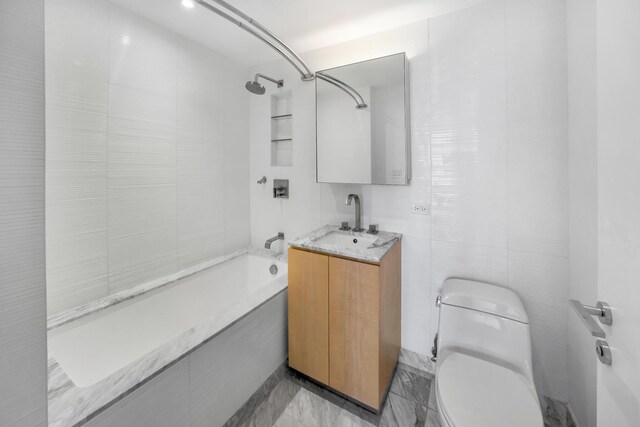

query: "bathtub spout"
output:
265 232 284 249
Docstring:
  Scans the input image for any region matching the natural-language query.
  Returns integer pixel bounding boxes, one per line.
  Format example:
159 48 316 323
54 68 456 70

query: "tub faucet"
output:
346 194 364 232
265 232 284 249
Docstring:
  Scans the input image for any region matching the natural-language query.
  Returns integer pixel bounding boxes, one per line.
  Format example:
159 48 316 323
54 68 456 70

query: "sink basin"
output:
314 231 378 250
290 225 402 263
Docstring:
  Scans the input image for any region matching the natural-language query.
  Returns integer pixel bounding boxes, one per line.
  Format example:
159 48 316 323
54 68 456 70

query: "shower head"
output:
245 80 266 95
245 73 283 95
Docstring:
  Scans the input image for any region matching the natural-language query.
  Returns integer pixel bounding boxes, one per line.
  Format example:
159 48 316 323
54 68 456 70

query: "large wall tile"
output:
248 21 431 357
504 0 569 400
45 0 110 315
567 0 597 424
430 1 508 251
46 1 251 315
508 250 569 400
107 80 178 292
107 3 177 95
427 0 569 401
86 360 190 427
0 1 47 424
45 0 108 82
189 306 263 427
506 0 568 258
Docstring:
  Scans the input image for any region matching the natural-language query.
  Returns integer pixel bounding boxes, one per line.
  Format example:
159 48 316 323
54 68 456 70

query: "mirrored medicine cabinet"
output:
316 52 411 185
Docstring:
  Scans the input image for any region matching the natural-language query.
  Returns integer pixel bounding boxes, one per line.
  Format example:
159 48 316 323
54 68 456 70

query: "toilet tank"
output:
436 279 535 382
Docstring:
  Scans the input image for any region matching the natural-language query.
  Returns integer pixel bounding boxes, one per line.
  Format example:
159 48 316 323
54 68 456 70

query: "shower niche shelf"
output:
271 91 293 167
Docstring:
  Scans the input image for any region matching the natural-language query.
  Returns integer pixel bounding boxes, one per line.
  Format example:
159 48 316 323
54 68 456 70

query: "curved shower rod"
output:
316 72 368 109
193 0 366 108
194 0 314 81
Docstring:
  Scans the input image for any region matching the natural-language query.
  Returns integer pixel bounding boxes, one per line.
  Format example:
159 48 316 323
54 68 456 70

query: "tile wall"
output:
430 0 569 400
43 0 570 405
45 0 251 316
0 0 48 424
249 0 569 401
566 0 597 425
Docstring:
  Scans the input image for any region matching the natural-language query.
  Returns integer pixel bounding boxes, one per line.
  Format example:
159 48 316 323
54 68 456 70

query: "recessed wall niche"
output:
270 91 293 167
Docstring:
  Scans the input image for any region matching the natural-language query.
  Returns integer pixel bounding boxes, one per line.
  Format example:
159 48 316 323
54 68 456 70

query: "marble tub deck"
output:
225 359 576 427
47 248 288 427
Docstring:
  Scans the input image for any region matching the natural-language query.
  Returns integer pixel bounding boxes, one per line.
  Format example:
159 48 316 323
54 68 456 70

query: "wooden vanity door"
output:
328 257 380 409
288 248 329 384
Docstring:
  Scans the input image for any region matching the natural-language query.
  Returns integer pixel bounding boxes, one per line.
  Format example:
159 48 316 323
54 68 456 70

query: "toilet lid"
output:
436 353 542 427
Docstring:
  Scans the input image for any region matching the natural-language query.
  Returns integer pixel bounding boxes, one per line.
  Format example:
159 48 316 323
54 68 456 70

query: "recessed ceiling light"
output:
182 0 194 8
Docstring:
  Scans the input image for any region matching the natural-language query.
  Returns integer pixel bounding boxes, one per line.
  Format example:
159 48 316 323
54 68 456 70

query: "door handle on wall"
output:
569 299 613 338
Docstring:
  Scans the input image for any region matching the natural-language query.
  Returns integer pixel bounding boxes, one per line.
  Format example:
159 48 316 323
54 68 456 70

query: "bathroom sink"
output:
314 231 378 250
289 225 402 263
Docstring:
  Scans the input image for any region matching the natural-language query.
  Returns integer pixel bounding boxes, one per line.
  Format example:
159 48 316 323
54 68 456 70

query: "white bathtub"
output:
48 252 287 390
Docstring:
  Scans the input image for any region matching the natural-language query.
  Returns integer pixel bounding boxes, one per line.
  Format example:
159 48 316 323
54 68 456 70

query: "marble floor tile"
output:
379 393 427 427
265 378 301 412
425 409 441 427
286 370 347 408
543 396 576 427
399 348 435 375
273 412 307 427
334 407 378 427
427 381 437 411
341 400 383 426
396 362 434 380
281 387 344 427
389 364 432 406
224 364 289 427
225 363 576 427
238 376 301 427
226 363 438 427
241 401 282 427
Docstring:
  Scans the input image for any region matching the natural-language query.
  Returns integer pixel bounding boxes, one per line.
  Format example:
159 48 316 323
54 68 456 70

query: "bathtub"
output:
47 249 288 426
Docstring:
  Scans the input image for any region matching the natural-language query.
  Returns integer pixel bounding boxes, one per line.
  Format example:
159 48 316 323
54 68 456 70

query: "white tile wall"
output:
0 0 48 424
429 0 569 400
249 20 433 356
46 0 251 316
44 0 570 406
45 0 110 313
249 0 569 401
566 0 598 424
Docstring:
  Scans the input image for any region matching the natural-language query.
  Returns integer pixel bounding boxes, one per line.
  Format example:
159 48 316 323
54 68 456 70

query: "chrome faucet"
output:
346 194 364 232
265 232 284 249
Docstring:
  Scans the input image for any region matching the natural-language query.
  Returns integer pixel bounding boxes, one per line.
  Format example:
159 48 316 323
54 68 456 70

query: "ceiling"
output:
108 0 490 67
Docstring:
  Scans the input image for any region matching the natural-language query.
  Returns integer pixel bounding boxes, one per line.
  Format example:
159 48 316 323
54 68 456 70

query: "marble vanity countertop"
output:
47 247 287 427
289 224 402 263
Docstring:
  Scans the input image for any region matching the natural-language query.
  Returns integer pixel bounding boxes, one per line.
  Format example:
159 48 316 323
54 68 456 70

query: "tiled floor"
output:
225 361 575 427
229 362 439 427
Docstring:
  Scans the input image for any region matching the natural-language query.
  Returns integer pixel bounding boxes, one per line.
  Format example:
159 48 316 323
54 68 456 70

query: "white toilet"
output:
434 278 543 427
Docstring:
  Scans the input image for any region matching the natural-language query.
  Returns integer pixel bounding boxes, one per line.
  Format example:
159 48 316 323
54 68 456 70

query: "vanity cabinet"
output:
288 249 330 384
287 243 401 411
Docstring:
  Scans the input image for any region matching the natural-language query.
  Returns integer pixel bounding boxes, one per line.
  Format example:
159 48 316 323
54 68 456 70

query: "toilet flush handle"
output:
435 296 442 307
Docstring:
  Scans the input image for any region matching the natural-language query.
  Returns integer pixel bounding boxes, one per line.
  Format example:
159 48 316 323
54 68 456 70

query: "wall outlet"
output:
410 202 430 215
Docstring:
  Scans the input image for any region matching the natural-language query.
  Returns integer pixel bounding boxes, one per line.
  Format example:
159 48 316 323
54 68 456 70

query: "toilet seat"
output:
436 353 542 427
